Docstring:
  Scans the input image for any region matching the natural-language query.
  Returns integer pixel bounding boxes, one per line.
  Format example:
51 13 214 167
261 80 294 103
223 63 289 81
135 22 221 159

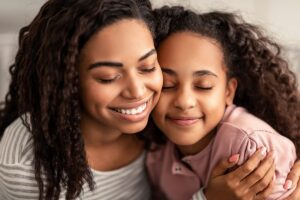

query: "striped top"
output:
0 117 150 200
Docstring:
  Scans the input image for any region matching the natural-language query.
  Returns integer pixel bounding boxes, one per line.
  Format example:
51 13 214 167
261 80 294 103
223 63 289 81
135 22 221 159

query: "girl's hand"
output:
283 160 300 200
204 148 275 200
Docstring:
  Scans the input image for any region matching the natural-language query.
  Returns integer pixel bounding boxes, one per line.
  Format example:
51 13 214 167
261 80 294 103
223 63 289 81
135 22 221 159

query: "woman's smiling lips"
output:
109 95 153 122
166 116 203 126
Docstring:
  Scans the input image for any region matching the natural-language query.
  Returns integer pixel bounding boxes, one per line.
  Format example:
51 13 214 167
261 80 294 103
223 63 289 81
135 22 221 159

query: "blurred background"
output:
0 0 299 101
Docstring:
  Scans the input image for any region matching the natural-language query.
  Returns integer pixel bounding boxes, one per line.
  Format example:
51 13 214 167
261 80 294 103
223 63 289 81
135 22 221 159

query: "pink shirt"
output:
146 105 296 200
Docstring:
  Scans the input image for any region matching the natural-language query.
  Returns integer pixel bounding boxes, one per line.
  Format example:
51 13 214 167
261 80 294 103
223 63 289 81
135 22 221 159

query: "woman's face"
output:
78 19 162 134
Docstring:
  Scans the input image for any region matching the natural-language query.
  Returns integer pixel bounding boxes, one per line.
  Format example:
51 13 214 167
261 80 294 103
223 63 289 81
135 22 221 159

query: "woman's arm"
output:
192 148 275 200
283 160 300 200
198 152 300 200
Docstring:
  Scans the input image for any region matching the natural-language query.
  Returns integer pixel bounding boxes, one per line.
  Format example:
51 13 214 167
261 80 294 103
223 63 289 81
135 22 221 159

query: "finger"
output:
284 160 300 190
241 151 275 188
283 178 300 200
250 159 276 194
228 147 268 180
254 175 275 200
210 154 240 178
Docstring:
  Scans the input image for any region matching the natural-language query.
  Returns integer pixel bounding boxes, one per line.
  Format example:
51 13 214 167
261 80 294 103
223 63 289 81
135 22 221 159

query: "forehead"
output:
80 19 154 62
157 32 225 73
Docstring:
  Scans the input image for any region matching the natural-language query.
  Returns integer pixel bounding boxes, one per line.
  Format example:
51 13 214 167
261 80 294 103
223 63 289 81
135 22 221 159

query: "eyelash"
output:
162 86 213 91
141 66 156 73
97 79 115 84
96 66 156 84
162 86 174 90
195 86 213 90
96 68 155 84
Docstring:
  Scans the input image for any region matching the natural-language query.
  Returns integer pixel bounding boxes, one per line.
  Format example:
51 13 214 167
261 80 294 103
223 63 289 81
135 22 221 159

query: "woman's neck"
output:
80 114 145 171
80 112 126 147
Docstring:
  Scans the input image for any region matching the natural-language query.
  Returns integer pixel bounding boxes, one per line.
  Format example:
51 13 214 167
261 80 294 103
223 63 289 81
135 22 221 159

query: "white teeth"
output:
115 102 147 115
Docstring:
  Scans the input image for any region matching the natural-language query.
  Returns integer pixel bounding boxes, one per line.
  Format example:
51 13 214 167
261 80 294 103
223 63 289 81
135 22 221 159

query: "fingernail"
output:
284 180 292 190
260 147 267 158
229 154 240 163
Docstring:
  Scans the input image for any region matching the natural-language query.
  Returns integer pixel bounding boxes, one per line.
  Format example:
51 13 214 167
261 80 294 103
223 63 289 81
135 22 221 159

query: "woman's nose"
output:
121 75 146 99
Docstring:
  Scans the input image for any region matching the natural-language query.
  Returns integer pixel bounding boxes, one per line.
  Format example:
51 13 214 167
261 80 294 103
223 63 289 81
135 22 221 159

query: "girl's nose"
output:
173 87 196 111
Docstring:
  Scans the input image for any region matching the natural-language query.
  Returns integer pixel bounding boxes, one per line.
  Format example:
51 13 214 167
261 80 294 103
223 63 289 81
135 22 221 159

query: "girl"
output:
0 0 299 199
147 6 300 200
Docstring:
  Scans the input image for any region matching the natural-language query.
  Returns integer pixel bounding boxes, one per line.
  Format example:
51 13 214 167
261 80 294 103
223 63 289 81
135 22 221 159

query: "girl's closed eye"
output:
162 80 176 90
194 80 214 90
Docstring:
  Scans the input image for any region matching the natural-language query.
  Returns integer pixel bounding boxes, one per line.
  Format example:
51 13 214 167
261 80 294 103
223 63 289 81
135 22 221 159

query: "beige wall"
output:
151 0 300 46
0 33 18 101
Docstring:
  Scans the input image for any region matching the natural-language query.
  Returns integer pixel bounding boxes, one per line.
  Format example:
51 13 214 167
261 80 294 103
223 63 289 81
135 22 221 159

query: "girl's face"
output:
78 19 162 135
153 32 236 154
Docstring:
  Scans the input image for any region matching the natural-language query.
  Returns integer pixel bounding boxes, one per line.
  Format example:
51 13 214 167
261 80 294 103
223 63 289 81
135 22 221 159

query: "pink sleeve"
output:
237 131 296 200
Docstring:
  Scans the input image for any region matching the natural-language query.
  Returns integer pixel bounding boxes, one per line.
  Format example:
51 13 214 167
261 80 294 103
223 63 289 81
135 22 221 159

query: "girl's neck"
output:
177 129 216 157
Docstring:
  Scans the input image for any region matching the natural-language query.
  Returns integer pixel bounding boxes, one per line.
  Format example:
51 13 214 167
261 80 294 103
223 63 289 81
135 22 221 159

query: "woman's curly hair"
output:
0 0 154 199
149 6 300 156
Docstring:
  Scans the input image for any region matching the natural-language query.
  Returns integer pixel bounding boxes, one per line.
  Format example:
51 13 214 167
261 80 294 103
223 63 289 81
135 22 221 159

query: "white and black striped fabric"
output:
0 117 150 200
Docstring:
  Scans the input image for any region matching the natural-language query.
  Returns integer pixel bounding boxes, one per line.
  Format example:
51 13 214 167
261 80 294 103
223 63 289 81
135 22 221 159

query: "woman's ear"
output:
225 78 237 106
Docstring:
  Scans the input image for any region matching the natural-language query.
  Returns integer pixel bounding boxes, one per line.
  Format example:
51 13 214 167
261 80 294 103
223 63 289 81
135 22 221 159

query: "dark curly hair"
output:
148 6 300 156
0 0 154 199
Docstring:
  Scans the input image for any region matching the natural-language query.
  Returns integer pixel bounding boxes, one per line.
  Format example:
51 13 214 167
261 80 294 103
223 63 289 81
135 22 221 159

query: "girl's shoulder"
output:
0 115 34 165
220 105 277 136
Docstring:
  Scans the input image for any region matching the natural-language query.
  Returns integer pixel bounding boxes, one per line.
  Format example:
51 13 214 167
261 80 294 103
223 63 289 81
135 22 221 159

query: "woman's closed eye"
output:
95 75 121 84
139 64 157 74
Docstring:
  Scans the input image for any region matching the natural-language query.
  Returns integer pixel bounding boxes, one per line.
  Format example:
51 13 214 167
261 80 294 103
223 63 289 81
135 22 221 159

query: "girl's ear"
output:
225 78 237 106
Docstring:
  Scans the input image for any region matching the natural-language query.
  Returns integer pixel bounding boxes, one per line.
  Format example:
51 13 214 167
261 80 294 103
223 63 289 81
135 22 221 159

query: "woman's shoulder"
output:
0 115 34 165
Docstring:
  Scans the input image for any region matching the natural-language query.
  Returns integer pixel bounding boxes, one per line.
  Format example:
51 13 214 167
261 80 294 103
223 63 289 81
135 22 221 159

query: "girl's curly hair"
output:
149 6 300 156
0 0 154 199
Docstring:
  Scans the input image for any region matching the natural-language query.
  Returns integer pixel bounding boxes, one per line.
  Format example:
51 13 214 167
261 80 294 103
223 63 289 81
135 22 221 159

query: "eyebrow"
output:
162 67 218 77
193 70 218 77
88 49 156 70
138 49 156 61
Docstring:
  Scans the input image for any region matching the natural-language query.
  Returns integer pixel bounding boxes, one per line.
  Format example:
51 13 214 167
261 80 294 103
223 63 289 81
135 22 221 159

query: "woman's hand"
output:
283 160 300 200
204 148 275 200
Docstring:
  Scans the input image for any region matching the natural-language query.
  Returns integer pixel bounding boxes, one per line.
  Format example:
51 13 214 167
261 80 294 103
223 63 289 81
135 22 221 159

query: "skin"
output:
153 31 237 156
77 19 162 171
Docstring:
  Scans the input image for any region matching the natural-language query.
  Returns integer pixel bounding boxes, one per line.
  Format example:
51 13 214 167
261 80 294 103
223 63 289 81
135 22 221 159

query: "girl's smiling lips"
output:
166 115 204 126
